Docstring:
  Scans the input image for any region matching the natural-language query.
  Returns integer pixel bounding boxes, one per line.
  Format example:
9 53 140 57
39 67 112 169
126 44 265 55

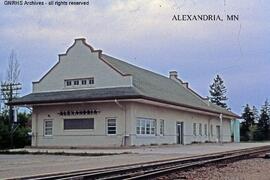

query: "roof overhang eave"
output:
9 96 240 119
139 96 240 119
7 95 142 106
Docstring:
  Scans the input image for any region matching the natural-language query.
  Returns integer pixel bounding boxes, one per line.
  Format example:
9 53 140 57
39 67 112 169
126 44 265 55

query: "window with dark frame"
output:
44 120 53 136
107 118 116 135
193 123 196 136
204 124 207 136
64 118 94 130
89 77 94 85
199 123 202 136
66 80 72 86
65 78 94 87
82 79 87 85
74 80 79 86
160 119 164 136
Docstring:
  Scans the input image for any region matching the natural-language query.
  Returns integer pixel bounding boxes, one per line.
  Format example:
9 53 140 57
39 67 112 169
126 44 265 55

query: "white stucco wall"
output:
129 102 232 146
33 39 132 93
32 101 232 147
32 102 129 147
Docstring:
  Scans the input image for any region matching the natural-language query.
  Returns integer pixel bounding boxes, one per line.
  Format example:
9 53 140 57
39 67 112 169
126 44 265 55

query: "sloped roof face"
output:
10 39 238 118
101 54 238 118
10 87 141 105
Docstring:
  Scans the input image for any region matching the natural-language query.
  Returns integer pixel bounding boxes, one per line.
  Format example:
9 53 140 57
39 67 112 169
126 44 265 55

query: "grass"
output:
0 150 131 156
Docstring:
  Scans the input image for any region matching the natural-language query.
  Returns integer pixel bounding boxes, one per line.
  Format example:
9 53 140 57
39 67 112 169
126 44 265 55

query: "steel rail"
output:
12 145 270 180
125 147 270 180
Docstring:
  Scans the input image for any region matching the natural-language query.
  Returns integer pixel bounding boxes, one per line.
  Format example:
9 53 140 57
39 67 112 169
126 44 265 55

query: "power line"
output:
1 83 22 100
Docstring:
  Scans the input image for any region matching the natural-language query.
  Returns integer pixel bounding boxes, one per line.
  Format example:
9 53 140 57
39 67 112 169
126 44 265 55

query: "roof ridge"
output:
169 79 220 110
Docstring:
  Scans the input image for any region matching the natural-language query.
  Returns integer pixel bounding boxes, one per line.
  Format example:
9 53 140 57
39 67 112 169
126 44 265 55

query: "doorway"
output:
176 122 184 144
216 125 221 142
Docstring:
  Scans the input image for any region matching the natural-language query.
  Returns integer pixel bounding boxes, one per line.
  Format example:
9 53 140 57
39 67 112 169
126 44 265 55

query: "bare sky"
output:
0 0 269 114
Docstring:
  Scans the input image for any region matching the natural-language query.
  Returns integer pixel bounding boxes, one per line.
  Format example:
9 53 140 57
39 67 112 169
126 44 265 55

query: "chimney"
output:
169 71 188 88
169 71 178 79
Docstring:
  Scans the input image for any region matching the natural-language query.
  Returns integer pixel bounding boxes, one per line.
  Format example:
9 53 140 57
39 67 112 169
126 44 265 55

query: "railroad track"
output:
12 145 270 180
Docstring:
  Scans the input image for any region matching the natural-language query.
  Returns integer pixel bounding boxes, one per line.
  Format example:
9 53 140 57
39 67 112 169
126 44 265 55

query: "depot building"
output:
10 38 239 147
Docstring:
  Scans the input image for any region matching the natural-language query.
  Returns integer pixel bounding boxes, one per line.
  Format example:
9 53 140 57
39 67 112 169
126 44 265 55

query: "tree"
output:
1 50 21 112
256 100 270 140
0 113 10 149
0 74 3 113
242 104 255 127
0 112 31 149
13 112 31 148
209 75 228 109
0 50 25 149
6 50 20 84
240 104 255 141
252 106 259 123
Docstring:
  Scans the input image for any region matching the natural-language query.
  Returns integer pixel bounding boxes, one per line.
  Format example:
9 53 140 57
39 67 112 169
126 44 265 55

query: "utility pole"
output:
1 82 22 148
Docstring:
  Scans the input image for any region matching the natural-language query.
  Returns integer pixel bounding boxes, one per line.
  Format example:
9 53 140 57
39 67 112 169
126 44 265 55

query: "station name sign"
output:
58 109 100 116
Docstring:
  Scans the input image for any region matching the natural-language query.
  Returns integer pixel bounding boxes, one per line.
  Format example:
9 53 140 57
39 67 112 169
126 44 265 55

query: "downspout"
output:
34 111 38 147
208 118 211 142
114 99 127 146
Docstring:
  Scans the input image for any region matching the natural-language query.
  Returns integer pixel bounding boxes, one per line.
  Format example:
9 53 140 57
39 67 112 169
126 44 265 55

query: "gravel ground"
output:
0 153 177 179
156 157 270 180
11 143 270 155
1 143 270 179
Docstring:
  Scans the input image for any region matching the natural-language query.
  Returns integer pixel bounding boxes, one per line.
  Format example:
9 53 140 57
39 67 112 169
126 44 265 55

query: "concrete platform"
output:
1 142 270 179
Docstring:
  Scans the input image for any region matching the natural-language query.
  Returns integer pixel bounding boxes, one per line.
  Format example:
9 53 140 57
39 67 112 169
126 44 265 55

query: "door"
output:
216 125 221 142
176 122 184 144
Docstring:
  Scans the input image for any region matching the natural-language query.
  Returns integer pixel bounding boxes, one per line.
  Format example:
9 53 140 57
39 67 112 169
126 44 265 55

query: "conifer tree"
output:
240 104 255 141
252 106 259 123
242 104 255 127
257 100 270 140
209 75 228 108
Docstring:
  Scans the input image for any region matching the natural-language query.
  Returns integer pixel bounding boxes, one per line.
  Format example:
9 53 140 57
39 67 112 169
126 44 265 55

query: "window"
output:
66 80 72 86
64 118 94 130
204 124 207 136
64 78 94 88
160 119 164 136
150 120 155 134
44 120 53 136
89 77 94 85
193 123 196 136
136 118 156 135
141 120 146 134
210 124 213 136
74 80 79 85
136 120 140 134
82 79 87 85
146 120 150 134
107 118 116 135
199 123 202 136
